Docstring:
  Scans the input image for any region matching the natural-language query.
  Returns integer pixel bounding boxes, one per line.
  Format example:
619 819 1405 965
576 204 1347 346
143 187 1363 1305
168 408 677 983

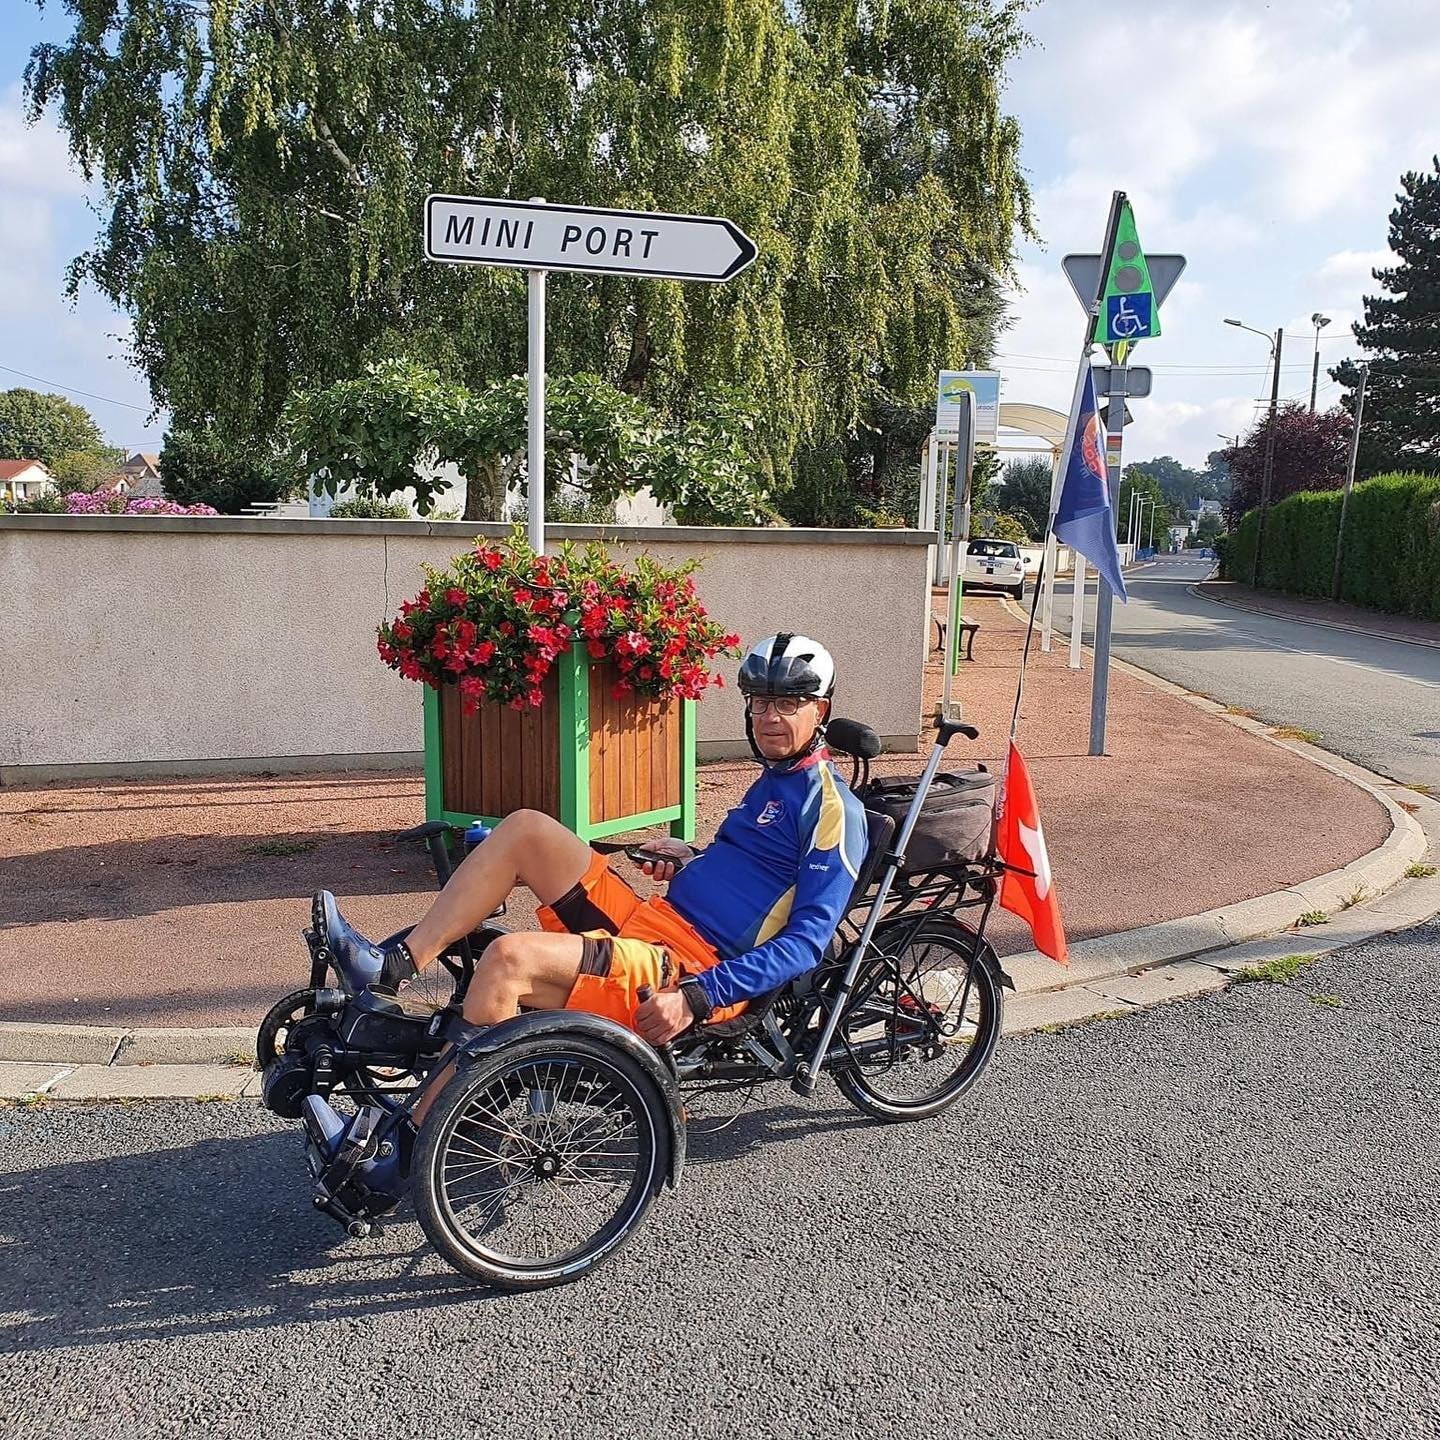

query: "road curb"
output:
3 620 1436 1099
1188 581 1440 651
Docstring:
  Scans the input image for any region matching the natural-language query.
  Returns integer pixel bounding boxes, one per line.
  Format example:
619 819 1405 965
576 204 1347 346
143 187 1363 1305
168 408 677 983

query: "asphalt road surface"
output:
1045 555 1440 791
4 921 1438 1439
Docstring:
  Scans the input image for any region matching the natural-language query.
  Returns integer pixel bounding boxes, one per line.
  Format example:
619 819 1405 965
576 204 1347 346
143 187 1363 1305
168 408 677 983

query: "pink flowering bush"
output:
63 492 219 516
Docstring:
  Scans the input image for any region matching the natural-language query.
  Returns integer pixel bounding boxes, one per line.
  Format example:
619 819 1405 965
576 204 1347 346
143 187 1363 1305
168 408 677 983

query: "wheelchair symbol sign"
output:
1105 292 1153 342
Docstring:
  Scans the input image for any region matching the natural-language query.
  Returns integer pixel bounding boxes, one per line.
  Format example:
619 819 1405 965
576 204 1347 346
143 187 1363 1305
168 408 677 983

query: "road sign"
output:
1099 400 1135 429
1093 365 1152 398
1062 253 1186 315
936 370 1000 443
425 195 757 283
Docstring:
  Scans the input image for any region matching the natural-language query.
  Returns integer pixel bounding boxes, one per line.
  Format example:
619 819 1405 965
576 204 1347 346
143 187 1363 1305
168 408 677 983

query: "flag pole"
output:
1006 191 1125 751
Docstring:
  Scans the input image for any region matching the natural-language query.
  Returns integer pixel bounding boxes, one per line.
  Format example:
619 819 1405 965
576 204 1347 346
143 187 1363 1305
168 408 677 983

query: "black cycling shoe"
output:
313 891 416 995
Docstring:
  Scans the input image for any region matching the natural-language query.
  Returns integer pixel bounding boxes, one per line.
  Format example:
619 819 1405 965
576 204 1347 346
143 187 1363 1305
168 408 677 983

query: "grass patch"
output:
224 1051 256 1068
194 1093 235 1104
1222 704 1258 717
1294 910 1329 927
1340 885 1368 910
1233 953 1316 985
1308 993 1343 1008
1034 1008 1134 1034
1404 782 1433 796
239 838 319 858
1406 863 1437 879
1271 725 1322 744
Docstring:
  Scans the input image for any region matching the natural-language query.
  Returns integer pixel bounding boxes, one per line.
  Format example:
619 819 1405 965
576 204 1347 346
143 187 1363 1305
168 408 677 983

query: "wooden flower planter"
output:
423 642 697 842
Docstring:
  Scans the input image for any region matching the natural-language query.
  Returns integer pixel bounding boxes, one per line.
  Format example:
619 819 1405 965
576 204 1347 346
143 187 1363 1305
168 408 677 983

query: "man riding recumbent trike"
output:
257 635 1014 1290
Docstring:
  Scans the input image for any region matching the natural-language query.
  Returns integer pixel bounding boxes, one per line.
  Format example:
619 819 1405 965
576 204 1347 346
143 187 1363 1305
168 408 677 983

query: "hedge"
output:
1220 471 1440 621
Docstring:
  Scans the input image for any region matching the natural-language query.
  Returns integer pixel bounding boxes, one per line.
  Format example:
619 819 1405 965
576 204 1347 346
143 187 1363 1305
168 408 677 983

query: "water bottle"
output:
463 823 492 854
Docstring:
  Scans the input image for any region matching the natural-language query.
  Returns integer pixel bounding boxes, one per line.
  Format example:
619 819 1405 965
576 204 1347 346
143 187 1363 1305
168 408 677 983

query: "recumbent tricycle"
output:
257 716 1014 1290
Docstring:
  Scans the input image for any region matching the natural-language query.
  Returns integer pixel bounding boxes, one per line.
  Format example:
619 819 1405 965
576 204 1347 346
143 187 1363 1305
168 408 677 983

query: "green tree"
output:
160 429 294 513
1333 158 1440 478
996 455 1051 539
49 446 127 493
27 0 1031 505
0 388 105 466
1192 512 1222 547
286 359 772 523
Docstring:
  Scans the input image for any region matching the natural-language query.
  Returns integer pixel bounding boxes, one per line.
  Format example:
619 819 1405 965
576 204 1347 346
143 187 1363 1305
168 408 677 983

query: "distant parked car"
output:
962 538 1025 600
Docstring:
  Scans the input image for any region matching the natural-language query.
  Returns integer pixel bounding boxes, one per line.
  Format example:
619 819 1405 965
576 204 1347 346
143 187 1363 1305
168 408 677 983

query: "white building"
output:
0 460 55 505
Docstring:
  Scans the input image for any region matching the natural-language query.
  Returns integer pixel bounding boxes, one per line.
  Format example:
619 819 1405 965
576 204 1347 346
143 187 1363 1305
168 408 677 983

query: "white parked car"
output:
962 538 1026 600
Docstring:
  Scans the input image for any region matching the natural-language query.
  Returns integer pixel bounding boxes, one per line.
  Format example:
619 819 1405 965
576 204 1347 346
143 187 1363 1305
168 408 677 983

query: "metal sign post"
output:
424 193 757 549
1089 359 1128 755
940 392 975 720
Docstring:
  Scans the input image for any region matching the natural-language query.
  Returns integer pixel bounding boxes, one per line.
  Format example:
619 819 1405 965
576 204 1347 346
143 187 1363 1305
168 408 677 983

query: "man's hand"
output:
635 986 693 1046
630 838 695 884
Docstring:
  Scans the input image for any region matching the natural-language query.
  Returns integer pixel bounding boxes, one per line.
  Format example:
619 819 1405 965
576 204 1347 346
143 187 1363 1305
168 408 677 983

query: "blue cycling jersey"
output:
665 749 869 1008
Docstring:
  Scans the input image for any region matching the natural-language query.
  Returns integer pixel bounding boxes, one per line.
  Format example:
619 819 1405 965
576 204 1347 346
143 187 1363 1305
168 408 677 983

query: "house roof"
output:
123 452 162 472
0 459 51 481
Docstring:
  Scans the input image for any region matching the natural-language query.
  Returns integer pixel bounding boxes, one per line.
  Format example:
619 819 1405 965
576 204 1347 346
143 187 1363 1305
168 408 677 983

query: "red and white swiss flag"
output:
996 743 1068 965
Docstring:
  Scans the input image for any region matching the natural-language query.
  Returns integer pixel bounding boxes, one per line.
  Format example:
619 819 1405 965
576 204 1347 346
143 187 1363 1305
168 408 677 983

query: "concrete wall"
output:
0 516 935 780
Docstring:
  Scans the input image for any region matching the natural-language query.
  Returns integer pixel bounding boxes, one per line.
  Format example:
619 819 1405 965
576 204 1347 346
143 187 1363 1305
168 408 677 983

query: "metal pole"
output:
1147 500 1155 549
1040 444 1063 651
1069 552 1085 670
1250 327 1283 587
941 394 974 717
526 197 547 555
1089 361 1127 755
1310 337 1321 412
1331 364 1368 601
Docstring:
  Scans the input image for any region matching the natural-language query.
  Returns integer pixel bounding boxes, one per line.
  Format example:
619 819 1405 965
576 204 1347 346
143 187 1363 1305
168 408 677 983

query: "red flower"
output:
417 589 432 608
587 639 606 659
459 675 485 701
444 587 467 608
392 620 413 642
399 656 423 682
498 621 515 637
639 665 654 680
472 640 496 664
512 588 534 608
526 688 544 707
430 634 450 661
477 548 503 570
611 681 631 700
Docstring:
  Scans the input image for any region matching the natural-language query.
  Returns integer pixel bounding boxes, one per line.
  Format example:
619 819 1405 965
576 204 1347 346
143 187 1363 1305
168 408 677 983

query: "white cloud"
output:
0 84 84 197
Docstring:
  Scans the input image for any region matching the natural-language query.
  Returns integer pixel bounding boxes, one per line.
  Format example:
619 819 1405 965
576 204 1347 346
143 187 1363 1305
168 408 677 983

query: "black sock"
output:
377 938 418 992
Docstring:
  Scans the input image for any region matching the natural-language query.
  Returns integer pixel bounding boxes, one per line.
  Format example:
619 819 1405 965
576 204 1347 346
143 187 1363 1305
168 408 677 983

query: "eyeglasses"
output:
746 694 814 717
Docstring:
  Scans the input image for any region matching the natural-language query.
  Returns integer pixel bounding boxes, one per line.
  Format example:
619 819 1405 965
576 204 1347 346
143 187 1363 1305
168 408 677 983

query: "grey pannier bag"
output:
861 766 997 873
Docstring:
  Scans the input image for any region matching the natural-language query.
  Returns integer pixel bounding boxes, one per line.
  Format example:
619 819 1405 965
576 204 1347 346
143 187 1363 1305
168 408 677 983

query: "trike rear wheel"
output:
833 920 1002 1122
412 1033 672 1290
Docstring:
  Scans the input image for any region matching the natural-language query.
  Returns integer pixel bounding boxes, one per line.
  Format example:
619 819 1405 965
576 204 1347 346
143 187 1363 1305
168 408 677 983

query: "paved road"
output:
4 921 1439 1438
1045 555 1440 790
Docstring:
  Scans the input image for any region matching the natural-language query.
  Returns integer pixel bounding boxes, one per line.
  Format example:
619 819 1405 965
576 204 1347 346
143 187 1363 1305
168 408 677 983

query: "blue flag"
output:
1053 365 1127 601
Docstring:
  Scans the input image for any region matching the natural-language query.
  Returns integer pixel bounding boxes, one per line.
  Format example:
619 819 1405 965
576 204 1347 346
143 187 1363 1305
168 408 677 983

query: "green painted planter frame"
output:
423 643 697 843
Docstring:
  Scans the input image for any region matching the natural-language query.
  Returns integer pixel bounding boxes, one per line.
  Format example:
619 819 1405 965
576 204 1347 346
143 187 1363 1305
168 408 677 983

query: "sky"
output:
1 0 1438 469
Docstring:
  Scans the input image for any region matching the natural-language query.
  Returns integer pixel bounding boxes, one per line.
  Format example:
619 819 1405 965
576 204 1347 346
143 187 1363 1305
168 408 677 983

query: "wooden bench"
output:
932 616 980 661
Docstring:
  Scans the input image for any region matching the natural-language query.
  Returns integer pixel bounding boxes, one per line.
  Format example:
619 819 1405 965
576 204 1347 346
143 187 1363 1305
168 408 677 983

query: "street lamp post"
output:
1310 312 1331 412
1224 318 1283 587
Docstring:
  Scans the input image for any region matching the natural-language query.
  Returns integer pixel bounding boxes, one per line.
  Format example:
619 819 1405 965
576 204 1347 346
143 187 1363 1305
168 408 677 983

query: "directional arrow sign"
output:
425 195 758 283
1062 253 1186 314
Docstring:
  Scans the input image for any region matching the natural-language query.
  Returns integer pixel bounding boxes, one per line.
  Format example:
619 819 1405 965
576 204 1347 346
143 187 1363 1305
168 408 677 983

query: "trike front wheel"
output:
833 920 1003 1122
412 1033 673 1290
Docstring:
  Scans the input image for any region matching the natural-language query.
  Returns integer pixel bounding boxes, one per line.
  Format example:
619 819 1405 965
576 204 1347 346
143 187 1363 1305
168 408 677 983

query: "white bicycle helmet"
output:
736 633 836 700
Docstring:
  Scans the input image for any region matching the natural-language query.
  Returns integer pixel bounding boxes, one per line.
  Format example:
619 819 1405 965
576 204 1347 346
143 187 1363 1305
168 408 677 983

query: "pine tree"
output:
1332 158 1440 477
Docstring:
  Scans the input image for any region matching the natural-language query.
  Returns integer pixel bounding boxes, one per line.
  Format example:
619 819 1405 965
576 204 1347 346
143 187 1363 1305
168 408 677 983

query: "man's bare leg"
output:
403 809 594 969
410 930 586 1125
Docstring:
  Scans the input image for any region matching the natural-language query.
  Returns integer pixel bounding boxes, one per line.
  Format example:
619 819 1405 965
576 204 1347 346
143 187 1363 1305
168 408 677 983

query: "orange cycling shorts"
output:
536 850 746 1031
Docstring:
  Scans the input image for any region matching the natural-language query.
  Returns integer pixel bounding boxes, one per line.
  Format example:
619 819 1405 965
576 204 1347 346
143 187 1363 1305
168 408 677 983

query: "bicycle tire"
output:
833 919 1003 1122
413 1033 672 1290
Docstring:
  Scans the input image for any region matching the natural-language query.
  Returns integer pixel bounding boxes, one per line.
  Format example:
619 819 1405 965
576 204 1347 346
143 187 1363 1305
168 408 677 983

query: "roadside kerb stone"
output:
45 1063 252 1101
116 1026 257 1067
1189 580 1440 651
0 1021 125 1065
1084 959 1231 1008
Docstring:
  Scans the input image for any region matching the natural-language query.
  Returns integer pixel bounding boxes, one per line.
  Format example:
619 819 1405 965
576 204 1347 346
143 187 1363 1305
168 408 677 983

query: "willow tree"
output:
27 0 1031 504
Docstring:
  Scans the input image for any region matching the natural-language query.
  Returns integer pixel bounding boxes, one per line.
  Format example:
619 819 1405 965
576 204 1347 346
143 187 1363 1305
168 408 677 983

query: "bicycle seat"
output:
312 890 385 993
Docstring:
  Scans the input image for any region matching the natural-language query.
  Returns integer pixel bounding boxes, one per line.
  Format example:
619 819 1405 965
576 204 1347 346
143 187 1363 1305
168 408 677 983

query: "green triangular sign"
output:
1095 200 1160 346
